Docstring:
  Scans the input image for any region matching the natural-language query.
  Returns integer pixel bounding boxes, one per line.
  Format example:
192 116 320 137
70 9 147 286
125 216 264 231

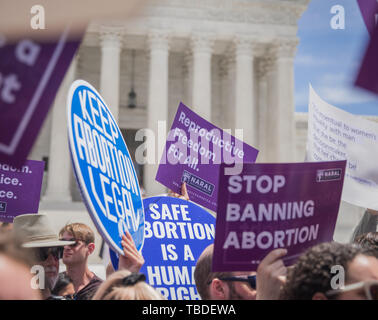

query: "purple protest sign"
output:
355 24 378 95
357 0 378 36
212 161 346 272
0 28 82 166
355 1 378 95
0 160 44 223
156 102 259 212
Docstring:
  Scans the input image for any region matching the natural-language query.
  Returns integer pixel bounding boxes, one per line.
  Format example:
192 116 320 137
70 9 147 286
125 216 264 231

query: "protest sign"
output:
0 29 82 166
357 0 378 36
212 161 346 272
156 102 259 212
307 85 378 210
0 160 44 223
67 80 144 256
355 25 378 95
355 1 378 95
110 196 215 300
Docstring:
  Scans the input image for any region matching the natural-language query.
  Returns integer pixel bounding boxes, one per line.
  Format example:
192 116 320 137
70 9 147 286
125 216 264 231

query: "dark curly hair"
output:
354 232 378 258
281 242 367 300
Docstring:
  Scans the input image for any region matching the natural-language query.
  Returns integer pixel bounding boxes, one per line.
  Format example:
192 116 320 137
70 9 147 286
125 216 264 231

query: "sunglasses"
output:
35 247 64 261
60 238 82 248
208 275 257 290
326 280 378 300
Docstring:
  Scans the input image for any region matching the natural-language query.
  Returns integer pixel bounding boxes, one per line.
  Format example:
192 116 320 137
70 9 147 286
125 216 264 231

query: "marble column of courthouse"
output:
43 56 77 202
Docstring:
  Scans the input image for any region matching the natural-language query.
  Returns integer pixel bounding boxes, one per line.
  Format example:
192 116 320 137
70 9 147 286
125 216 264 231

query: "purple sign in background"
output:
0 28 81 166
0 160 44 223
357 0 378 36
212 161 346 272
156 102 259 212
355 1 378 95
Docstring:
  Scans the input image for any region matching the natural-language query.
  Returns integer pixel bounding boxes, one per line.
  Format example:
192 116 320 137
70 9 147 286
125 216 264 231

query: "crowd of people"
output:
0 184 377 301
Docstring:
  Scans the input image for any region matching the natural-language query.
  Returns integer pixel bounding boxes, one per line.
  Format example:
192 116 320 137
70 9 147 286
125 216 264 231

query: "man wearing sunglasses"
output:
59 222 103 300
194 244 287 300
12 214 76 299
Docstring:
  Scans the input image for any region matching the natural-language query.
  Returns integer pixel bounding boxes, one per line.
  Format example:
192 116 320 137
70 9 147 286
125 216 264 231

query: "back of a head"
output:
281 242 366 300
92 270 165 300
0 232 41 300
194 244 232 300
354 232 378 258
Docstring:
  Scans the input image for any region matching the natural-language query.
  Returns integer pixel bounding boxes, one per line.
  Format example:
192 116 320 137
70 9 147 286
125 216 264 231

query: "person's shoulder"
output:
91 273 104 284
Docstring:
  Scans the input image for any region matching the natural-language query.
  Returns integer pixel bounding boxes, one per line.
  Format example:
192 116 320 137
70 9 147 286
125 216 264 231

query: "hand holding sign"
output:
119 230 145 273
256 248 287 300
167 182 190 201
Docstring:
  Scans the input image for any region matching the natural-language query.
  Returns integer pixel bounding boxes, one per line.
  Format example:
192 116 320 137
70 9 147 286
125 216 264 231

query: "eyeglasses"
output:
208 275 257 290
35 247 63 261
325 280 378 300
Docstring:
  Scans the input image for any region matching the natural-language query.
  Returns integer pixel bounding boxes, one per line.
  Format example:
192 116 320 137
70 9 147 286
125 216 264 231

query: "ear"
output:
209 279 229 300
312 292 328 300
87 243 95 255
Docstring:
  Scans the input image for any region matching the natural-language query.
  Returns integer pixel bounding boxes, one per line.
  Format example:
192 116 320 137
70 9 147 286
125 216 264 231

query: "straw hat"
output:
13 214 75 248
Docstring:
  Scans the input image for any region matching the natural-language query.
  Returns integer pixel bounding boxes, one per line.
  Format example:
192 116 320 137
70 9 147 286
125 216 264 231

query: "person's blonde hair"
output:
59 223 94 244
92 270 165 300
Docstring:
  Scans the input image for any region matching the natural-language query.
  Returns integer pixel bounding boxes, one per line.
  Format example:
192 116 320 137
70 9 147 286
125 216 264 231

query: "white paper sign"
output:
307 84 378 210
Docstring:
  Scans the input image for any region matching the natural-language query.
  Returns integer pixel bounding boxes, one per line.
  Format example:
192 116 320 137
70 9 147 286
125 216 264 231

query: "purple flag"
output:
357 0 378 36
156 102 259 212
0 28 82 166
355 1 378 94
0 160 45 223
212 161 346 272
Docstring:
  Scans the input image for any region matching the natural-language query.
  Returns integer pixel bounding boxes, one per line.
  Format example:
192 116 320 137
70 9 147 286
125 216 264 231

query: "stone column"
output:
218 56 231 130
234 37 257 147
190 33 214 121
100 26 122 121
271 39 298 162
265 53 278 162
144 30 169 196
256 57 269 162
43 56 77 202
183 51 193 108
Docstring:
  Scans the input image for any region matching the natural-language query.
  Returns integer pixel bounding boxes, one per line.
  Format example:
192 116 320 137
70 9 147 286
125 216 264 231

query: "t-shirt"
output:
59 272 103 300
74 274 103 300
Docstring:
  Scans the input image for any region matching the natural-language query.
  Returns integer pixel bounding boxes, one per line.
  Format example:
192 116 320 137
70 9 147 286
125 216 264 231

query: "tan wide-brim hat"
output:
13 214 75 248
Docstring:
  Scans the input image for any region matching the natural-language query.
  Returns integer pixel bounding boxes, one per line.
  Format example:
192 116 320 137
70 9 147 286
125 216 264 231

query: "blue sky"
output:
295 0 378 115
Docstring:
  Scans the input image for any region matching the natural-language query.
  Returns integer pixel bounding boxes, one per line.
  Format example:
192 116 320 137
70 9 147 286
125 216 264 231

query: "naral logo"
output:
181 170 214 196
0 202 6 212
316 168 342 182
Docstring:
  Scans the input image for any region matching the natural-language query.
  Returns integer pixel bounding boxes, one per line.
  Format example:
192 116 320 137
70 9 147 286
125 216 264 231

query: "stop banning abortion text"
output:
222 174 319 250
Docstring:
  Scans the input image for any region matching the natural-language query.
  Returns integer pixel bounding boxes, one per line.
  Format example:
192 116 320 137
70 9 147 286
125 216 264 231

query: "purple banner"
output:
0 160 45 223
212 161 346 272
156 102 259 212
0 28 82 166
357 0 378 36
